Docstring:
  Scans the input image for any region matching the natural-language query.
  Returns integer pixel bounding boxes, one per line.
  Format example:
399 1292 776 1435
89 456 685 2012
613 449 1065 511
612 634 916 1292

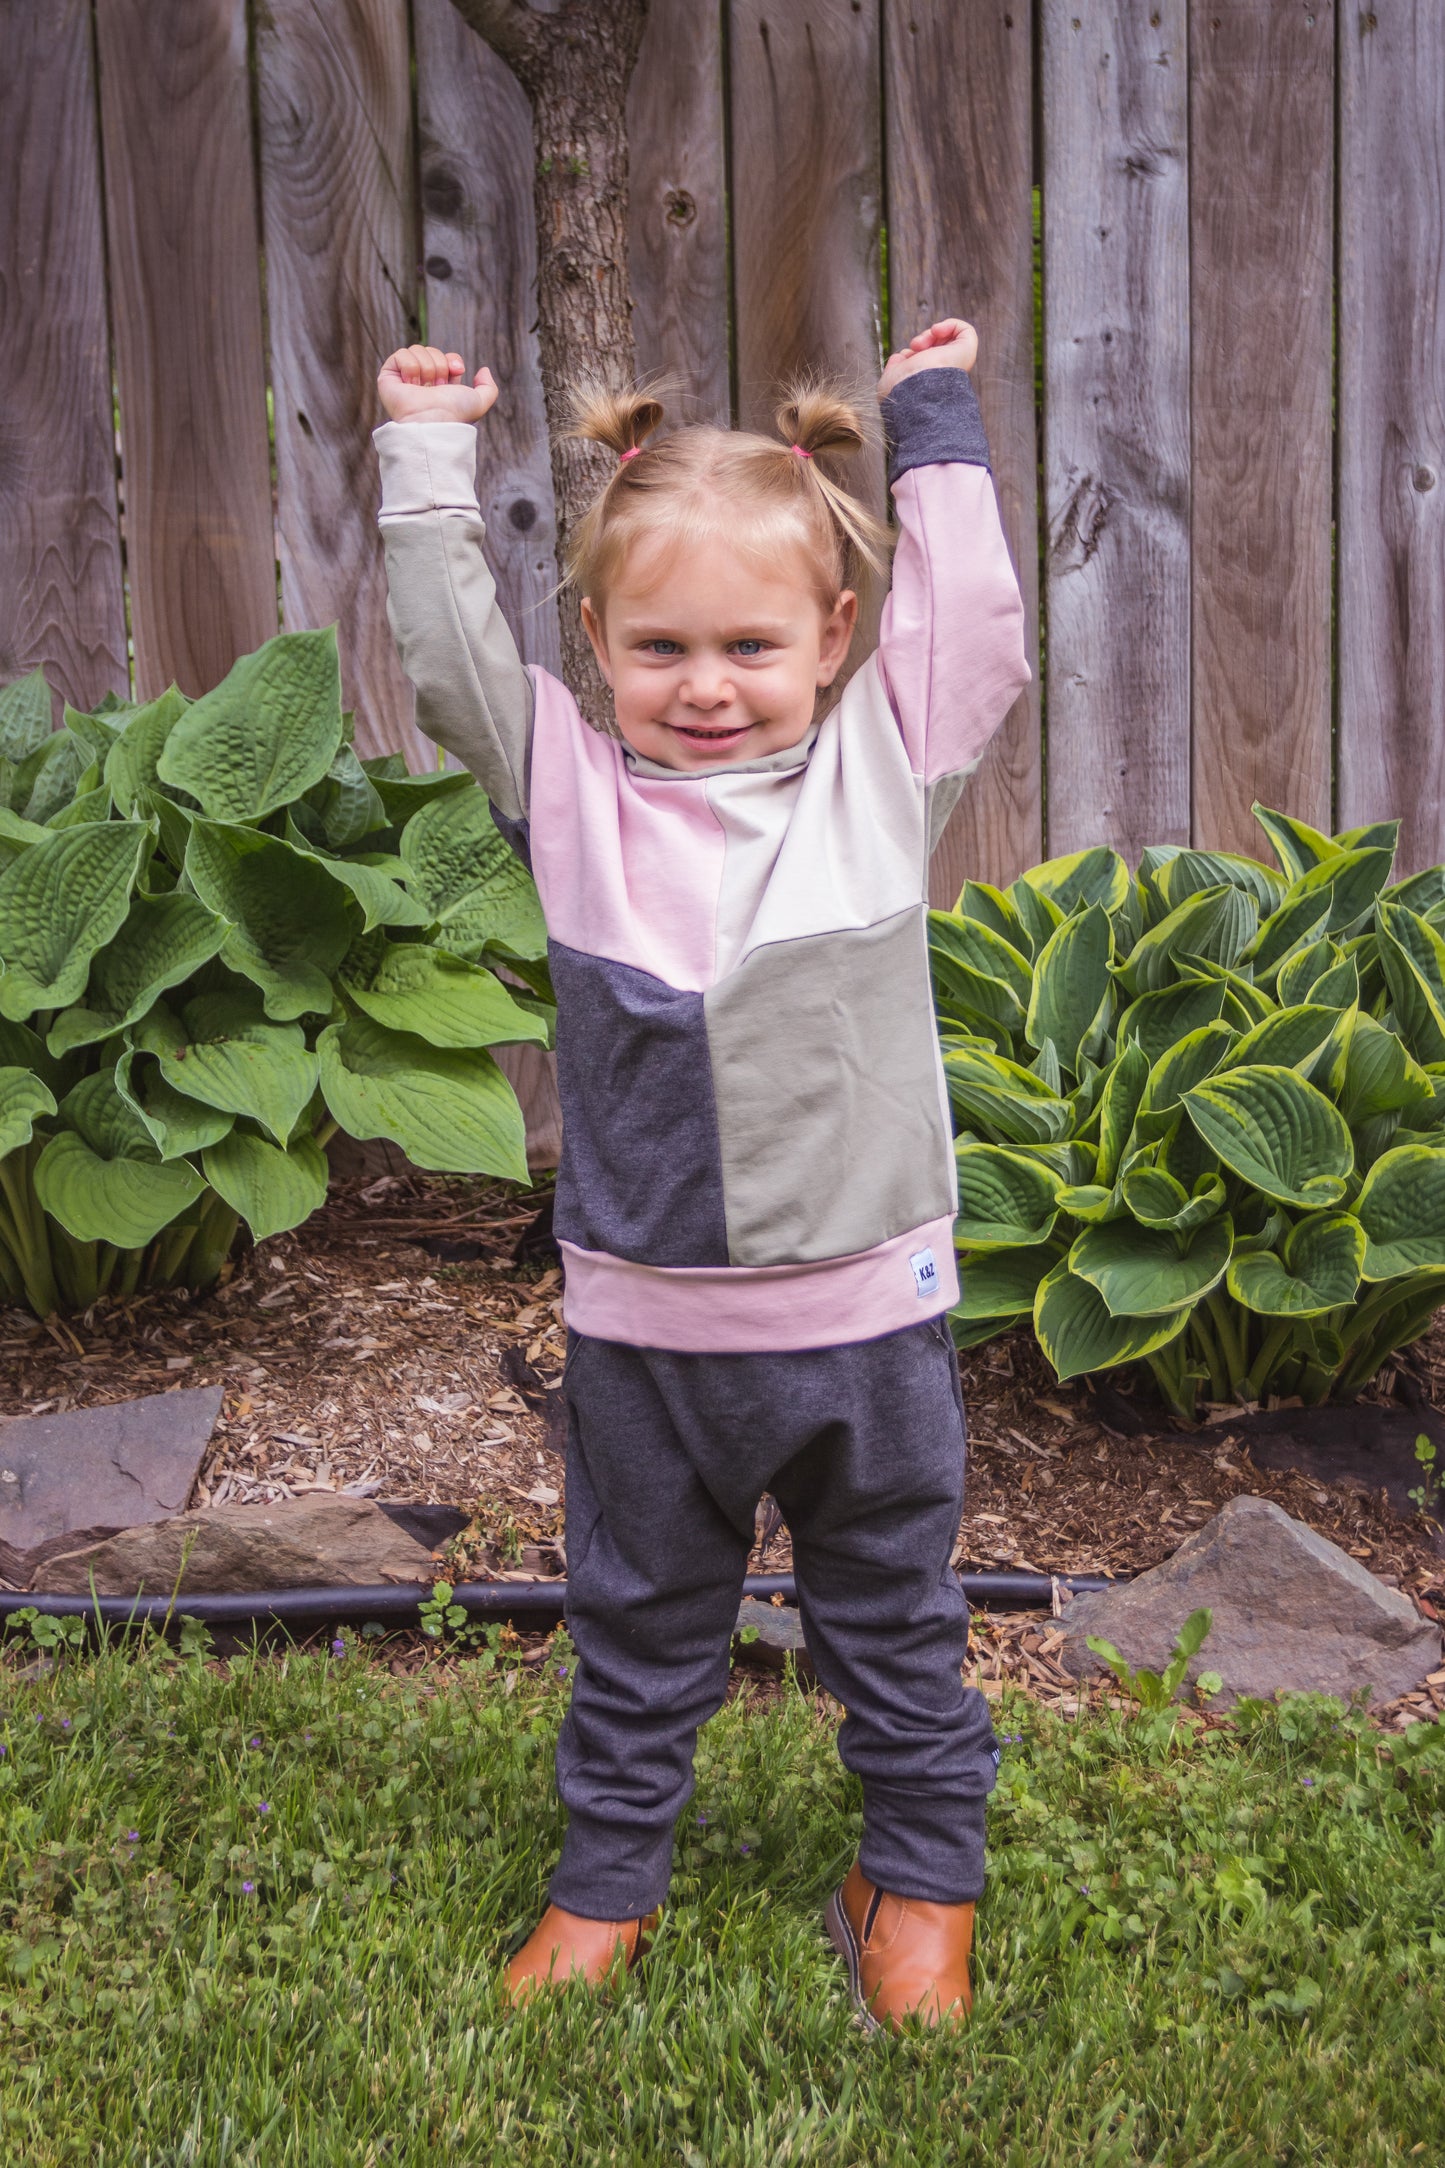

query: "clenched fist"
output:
876 317 978 403
377 346 500 425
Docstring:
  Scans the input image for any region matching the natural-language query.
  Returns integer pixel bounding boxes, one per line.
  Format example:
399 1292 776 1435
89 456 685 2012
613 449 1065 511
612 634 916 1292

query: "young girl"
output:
374 321 1029 2030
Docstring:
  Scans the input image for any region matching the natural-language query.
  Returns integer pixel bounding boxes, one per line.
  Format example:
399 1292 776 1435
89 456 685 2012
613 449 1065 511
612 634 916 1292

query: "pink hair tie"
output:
790 443 813 460
619 445 642 463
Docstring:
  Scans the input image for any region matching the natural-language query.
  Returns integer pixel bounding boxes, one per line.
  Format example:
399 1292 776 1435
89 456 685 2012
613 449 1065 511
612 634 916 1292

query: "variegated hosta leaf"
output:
157 628 343 820
1226 1212 1365 1316
1238 887 1332 981
1007 875 1065 955
0 1066 57 1160
317 1014 527 1180
1183 1064 1353 1208
1153 849 1283 916
956 1243 1060 1322
1284 846 1395 937
1375 902 1445 1065
1069 1214 1233 1318
0 820 147 1020
46 891 229 1055
34 1130 205 1248
1120 1166 1225 1233
1017 844 1130 916
942 1046 1073 1145
399 791 547 961
1119 885 1258 996
103 686 190 817
133 994 318 1146
1355 1143 1445 1280
1251 803 1345 883
1116 978 1233 1066
955 1144 1062 1249
1093 1037 1150 1185
202 1129 328 1242
1134 1022 1239 1140
956 880 1029 954
1026 904 1113 1075
341 940 550 1050
1033 1260 1187 1382
184 821 353 1021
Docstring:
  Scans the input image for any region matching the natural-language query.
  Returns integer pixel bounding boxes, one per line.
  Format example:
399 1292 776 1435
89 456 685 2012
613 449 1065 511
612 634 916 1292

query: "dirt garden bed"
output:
2 1172 1441 1678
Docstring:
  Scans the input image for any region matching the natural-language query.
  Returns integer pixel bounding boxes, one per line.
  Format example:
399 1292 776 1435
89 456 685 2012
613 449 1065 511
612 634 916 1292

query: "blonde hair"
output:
564 379 892 635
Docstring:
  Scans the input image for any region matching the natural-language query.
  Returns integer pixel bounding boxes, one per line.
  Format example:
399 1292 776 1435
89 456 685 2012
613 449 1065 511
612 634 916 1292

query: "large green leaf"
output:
1376 902 1445 1064
1227 1212 1365 1317
47 891 229 1055
1018 846 1130 916
34 1131 204 1247
20 731 90 824
59 1066 158 1162
955 1145 1062 1249
158 629 343 821
1355 1144 1445 1279
1026 904 1112 1073
305 744 389 850
203 1129 329 1242
1239 888 1333 981
342 940 549 1050
1120 1165 1225 1233
1116 978 1231 1066
1033 1261 1186 1382
1094 1038 1150 1185
317 1014 528 1180
942 1045 1074 1145
956 880 1029 952
1251 804 1342 883
0 821 147 1020
134 994 318 1145
1275 937 1336 1008
369 767 472 822
398 793 547 960
1154 849 1283 916
928 910 1033 1007
103 686 190 817
955 1243 1060 1323
1119 886 1258 995
184 822 353 1020
1135 1022 1239 1139
0 1068 57 1159
282 821 429 932
115 1049 235 1161
1339 1012 1435 1127
1183 1064 1353 1208
1069 1214 1233 1318
1286 847 1395 936
0 671 54 764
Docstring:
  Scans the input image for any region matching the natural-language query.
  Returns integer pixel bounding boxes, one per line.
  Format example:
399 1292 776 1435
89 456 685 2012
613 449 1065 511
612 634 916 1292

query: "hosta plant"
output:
0 632 550 1316
933 806 1445 1416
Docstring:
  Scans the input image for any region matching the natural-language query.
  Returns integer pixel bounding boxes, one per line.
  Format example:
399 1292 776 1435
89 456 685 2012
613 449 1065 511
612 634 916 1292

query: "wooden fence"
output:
4 0 1444 908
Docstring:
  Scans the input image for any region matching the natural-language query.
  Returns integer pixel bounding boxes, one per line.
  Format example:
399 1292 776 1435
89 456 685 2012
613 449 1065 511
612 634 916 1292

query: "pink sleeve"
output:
875 463 1031 784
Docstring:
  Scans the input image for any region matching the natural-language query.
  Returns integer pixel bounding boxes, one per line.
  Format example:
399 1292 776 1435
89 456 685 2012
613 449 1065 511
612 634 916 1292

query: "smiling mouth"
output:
670 720 753 741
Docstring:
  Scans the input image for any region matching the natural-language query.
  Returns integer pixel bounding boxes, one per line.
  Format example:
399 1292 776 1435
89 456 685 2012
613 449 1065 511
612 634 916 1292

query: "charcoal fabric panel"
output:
488 801 531 871
550 1317 998 1917
549 940 728 1267
882 369 991 485
704 909 955 1266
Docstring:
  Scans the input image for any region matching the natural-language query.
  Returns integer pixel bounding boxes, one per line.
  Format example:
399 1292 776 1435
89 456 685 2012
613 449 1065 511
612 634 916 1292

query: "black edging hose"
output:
0 1569 1122 1637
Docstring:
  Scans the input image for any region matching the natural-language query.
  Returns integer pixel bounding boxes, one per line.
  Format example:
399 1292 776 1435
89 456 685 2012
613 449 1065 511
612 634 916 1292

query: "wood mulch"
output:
1 1170 1441 1724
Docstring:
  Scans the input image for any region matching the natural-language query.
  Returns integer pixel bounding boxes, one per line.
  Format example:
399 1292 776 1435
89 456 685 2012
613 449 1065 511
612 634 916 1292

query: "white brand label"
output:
909 1247 939 1299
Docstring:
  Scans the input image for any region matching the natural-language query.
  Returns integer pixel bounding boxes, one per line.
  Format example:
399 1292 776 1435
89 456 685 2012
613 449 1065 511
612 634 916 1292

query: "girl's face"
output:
581 533 857 770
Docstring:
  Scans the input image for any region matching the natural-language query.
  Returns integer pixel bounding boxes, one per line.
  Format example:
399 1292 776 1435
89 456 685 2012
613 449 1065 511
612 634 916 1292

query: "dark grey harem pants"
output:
549 1316 999 1920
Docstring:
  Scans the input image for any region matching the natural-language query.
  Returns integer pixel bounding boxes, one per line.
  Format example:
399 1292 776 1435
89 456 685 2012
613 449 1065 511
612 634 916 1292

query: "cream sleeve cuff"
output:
374 420 482 518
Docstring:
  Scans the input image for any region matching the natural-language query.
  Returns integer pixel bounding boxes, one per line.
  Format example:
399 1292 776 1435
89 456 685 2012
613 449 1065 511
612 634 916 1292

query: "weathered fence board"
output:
629 0 731 420
1189 0 1334 855
1338 3 1445 873
728 0 885 517
92 0 276 698
255 0 427 766
886 0 1042 904
0 0 127 713
1042 0 1192 861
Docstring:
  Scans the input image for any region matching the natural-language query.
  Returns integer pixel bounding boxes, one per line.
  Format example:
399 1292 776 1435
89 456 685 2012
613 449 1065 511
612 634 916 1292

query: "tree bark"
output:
445 0 648 723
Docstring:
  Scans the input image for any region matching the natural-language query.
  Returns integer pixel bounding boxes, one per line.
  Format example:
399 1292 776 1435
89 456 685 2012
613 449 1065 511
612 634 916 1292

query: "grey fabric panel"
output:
551 1318 997 1916
380 510 534 821
550 940 729 1268
924 766 983 858
882 368 991 485
488 801 531 873
704 909 955 1266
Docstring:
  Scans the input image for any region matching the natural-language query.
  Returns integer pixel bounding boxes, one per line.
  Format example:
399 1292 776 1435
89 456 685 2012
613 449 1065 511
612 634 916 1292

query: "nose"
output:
678 657 735 713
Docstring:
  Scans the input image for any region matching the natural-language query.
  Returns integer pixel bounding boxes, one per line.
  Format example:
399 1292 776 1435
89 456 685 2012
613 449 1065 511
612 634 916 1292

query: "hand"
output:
378 346 500 425
877 317 978 402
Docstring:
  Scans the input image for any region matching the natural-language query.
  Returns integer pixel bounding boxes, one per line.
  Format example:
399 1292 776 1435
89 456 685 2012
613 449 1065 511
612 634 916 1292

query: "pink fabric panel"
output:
877 465 1031 785
559 1216 960 1353
525 670 726 991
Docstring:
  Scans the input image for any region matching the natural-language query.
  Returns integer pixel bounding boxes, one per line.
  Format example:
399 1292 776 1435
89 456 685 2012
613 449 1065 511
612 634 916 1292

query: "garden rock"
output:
1059 1495 1441 1707
734 1596 814 1679
32 1494 438 1596
0 1386 222 1550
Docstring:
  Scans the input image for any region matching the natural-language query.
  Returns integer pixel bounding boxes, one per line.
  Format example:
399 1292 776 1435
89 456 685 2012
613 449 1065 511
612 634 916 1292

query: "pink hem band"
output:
558 1217 960 1354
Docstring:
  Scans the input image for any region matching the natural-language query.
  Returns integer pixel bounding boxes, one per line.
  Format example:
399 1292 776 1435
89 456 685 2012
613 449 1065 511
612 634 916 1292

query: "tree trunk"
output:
444 0 648 724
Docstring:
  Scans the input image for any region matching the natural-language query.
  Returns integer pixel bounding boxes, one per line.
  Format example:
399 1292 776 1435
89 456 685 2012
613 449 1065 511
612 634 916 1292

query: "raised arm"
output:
374 347 533 822
875 350 1030 790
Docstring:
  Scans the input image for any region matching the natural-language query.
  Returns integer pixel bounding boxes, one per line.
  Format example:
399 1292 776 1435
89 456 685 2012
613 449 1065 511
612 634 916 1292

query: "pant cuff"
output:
547 1810 675 1921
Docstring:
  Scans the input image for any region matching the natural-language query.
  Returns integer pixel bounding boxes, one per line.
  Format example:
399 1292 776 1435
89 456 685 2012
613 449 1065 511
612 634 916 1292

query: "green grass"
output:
1 1631 1442 2167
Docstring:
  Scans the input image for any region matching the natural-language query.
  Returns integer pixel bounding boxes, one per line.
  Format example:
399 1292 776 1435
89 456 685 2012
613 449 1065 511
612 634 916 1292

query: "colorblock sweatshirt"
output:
376 370 1030 1353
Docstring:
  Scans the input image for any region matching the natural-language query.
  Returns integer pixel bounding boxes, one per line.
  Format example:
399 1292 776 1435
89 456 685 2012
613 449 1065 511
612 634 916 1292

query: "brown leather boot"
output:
503 1904 660 2005
825 1861 974 2031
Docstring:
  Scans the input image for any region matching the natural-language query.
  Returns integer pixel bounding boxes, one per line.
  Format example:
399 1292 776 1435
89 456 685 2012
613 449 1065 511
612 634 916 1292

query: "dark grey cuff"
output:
882 369 991 487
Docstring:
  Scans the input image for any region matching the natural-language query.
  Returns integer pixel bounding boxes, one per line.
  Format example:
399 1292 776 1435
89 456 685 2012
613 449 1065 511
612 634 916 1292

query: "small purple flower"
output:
1300 1776 1315 1788
556 1664 569 1679
258 1801 271 1815
60 1718 70 1730
248 1736 261 1748
739 1843 752 1856
125 1830 139 1844
242 1880 255 1894
331 1639 345 1657
1080 1884 1091 1895
695 1811 709 1825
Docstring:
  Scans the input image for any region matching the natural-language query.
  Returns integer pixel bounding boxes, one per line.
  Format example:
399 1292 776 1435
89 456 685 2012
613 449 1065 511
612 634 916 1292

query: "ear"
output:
816 590 859 687
580 596 614 686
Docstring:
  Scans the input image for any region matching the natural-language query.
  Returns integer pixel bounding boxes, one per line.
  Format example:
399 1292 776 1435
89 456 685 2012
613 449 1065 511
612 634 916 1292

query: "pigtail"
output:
568 381 667 459
775 379 891 589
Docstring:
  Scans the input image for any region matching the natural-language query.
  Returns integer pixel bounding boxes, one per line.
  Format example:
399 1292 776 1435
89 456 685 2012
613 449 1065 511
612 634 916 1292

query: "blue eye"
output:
734 639 768 656
646 639 683 656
